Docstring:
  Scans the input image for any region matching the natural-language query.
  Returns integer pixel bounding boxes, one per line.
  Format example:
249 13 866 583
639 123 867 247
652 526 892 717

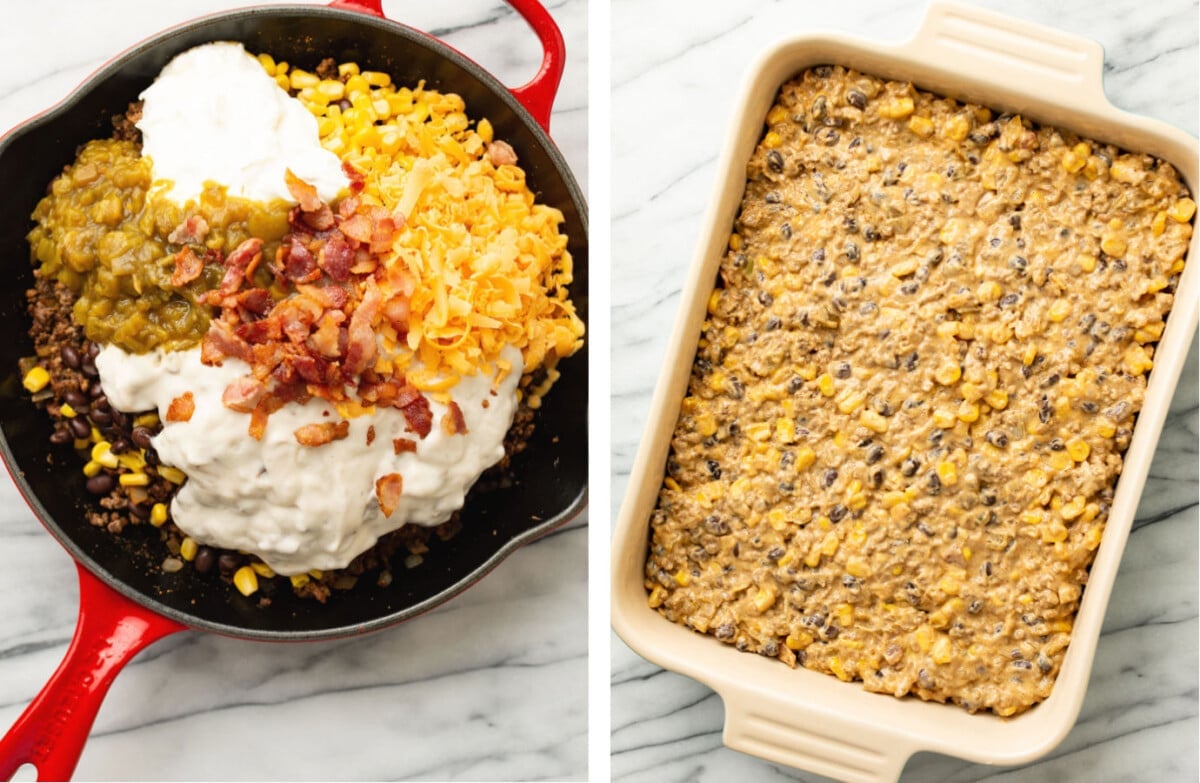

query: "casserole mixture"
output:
22 44 583 603
645 65 1192 715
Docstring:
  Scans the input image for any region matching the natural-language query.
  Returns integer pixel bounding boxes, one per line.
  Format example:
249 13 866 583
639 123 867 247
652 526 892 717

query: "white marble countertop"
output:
0 1 587 780
611 1 1197 781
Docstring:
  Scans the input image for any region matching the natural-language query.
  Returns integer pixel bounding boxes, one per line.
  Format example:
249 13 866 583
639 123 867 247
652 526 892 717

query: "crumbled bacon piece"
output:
375 473 404 517
319 233 355 282
441 401 468 435
282 239 321 283
366 425 376 445
294 420 350 447
343 286 381 376
216 237 263 297
201 320 253 365
168 214 210 245
221 377 265 413
302 203 336 232
342 161 366 194
487 140 518 167
400 394 434 439
285 168 322 212
170 246 204 287
392 437 417 455
166 392 195 423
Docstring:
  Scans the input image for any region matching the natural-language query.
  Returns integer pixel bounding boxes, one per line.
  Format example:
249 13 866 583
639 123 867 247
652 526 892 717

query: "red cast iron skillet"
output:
0 0 588 778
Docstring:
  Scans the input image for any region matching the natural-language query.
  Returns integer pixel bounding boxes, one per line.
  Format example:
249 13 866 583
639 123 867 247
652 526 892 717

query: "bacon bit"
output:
218 237 264 296
337 196 361 219
236 288 273 317
308 310 345 358
247 395 283 440
441 401 469 435
285 169 322 212
171 246 204 287
201 320 253 365
375 472 404 517
343 285 381 375
283 240 321 283
166 392 195 423
302 203 336 231
400 394 434 438
221 377 265 413
294 420 350 447
339 212 374 244
235 319 282 344
487 140 518 167
292 354 331 385
392 437 417 455
342 161 366 193
370 216 399 254
167 214 210 245
382 294 411 332
319 234 355 282
366 425 376 445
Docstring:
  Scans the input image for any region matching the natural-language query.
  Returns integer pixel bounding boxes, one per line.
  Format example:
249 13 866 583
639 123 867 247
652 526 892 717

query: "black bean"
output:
1106 401 1131 420
86 342 99 358
823 624 840 640
218 552 243 575
129 503 150 520
704 515 729 535
68 417 91 439
92 395 110 412
980 488 997 506
714 623 735 640
999 293 1020 308
900 281 919 295
829 504 847 522
1040 373 1060 388
985 430 1008 448
1037 654 1053 673
63 390 89 409
863 225 880 242
848 136 862 149
110 437 132 455
80 358 98 377
766 150 784 173
868 468 884 489
1012 660 1033 670
194 546 216 574
1049 437 1065 451
1009 213 1022 230
901 457 920 477
927 471 942 494
778 481 795 494
144 449 160 467
1008 255 1027 271
1080 401 1098 414
758 290 774 307
781 223 792 239
706 460 722 479
764 191 782 204
866 444 885 464
918 668 935 689
859 301 878 316
834 361 851 379
844 242 860 261
49 428 73 446
765 316 782 332
842 575 860 589
846 89 867 109
85 473 115 495
767 546 785 561
89 384 105 398
1039 397 1053 423
815 127 840 146
968 599 984 614
821 469 838 488
60 345 81 369
131 426 154 450
904 352 919 371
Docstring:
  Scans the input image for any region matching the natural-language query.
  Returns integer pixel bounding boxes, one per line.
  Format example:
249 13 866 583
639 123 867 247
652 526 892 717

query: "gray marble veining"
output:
611 1 1198 781
0 1 588 780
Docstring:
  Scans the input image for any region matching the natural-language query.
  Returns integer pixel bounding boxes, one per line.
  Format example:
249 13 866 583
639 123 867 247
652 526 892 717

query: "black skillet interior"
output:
0 5 588 639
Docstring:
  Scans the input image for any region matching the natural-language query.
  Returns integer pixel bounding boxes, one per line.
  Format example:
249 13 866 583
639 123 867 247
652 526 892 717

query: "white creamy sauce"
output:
136 41 347 204
95 345 522 575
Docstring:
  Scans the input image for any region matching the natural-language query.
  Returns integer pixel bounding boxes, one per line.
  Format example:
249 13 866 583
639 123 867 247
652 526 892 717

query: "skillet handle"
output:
327 0 566 133
0 564 184 781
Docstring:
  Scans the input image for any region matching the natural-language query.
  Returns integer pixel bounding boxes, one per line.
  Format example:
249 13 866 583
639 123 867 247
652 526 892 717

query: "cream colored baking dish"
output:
610 3 1199 781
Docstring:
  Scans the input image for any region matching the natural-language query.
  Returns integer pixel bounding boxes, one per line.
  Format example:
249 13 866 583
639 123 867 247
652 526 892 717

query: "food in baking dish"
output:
645 65 1192 715
22 42 583 602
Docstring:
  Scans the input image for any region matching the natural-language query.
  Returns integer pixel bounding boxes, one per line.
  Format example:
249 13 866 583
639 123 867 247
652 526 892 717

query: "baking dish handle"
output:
719 688 914 783
0 564 184 781
328 0 566 133
906 1 1110 112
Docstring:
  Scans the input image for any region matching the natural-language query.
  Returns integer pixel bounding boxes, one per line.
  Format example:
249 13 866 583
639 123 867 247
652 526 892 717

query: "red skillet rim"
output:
0 2 589 642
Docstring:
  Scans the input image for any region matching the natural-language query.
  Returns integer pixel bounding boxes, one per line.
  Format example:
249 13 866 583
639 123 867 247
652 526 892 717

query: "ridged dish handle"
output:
720 689 912 783
907 1 1109 112
0 564 184 781
328 0 566 133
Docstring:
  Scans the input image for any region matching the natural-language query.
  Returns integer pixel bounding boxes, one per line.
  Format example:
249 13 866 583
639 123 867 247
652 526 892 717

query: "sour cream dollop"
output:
95 345 522 575
136 41 347 204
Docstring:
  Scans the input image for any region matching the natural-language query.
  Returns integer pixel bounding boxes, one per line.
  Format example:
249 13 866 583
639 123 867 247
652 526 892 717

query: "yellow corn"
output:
150 503 168 527
775 417 796 443
880 96 914 119
984 389 1008 410
931 636 954 665
1100 232 1127 258
752 586 777 613
82 460 102 478
1059 496 1086 521
915 624 935 652
1169 197 1197 222
936 460 958 487
763 131 783 149
932 408 957 428
846 556 870 578
1049 451 1074 472
860 409 889 434
786 630 815 650
1061 143 1089 173
956 402 980 423
119 472 150 487
908 115 934 137
1095 418 1117 438
820 530 840 557
59 403 77 418
22 366 50 393
91 442 119 469
1047 298 1071 322
794 446 817 471
180 537 198 562
157 466 187 484
943 114 970 141
1067 439 1090 462
1020 509 1044 525
290 574 311 590
829 656 852 681
233 566 259 596
934 363 961 385
673 569 690 587
836 391 866 415
134 413 160 428
817 373 836 397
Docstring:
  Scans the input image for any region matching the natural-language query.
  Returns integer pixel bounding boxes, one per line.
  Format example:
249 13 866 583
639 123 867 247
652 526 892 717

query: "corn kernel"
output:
150 503 168 527
290 574 311 590
289 69 319 90
943 114 970 141
663 477 681 492
821 530 840 557
1169 197 1197 222
256 52 276 73
931 635 954 665
22 366 50 393
766 104 789 125
880 96 914 119
1059 496 1086 521
59 403 78 419
846 493 868 512
82 460 102 478
180 537 198 562
1067 439 1090 462
932 409 957 428
752 586 777 613
119 472 150 487
1100 233 1127 257
1042 522 1069 543
936 460 958 487
233 566 259 596
1020 509 1044 525
915 624 935 652
962 546 973 561
960 382 983 402
786 630 815 650
860 409 889 433
936 321 960 339
846 556 870 577
817 373 835 397
829 656 852 681
1061 143 1089 173
804 548 822 568
836 391 866 415
938 574 961 596
775 417 796 443
1049 451 1074 472
673 569 690 587
934 363 961 385
91 442 119 469
956 402 980 423
1047 298 1071 323
908 115 934 137
695 413 718 438
1095 417 1117 438
135 413 160 428
890 258 919 278
763 131 783 149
